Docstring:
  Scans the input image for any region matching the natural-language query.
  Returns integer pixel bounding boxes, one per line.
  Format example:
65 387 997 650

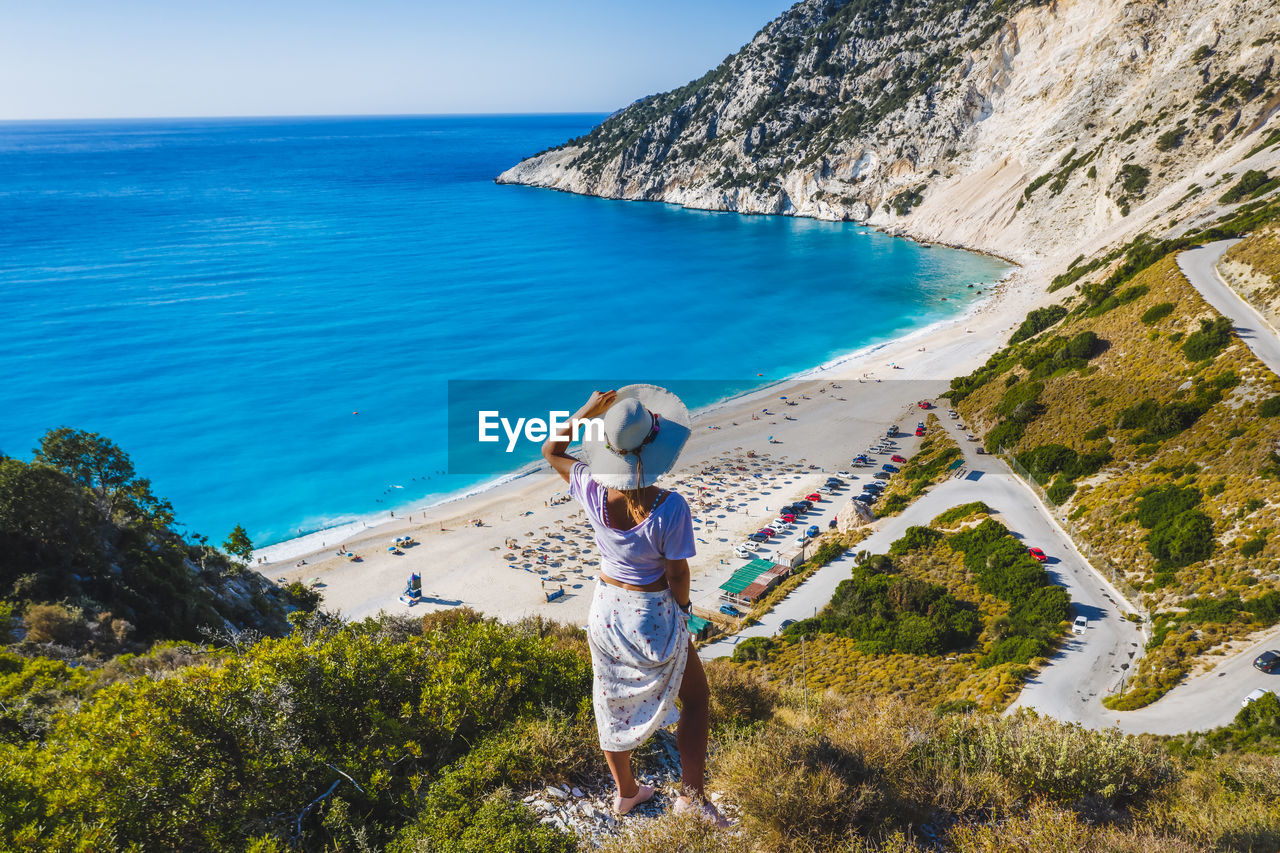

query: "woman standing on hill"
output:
543 385 728 826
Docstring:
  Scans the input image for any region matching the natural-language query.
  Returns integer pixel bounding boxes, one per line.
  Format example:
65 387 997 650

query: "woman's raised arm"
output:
542 389 617 483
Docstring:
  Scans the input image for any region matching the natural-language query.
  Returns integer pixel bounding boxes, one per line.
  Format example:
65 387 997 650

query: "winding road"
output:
1178 239 1280 373
702 246 1280 734
700 415 1150 728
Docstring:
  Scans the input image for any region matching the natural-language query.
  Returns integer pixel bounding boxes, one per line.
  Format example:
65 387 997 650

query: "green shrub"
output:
889 526 942 555
1083 424 1108 441
1137 484 1202 529
1120 164 1151 195
1141 302 1176 324
1260 396 1280 418
996 380 1045 421
1182 317 1233 361
1241 534 1267 558
1220 169 1274 203
1156 129 1185 151
1148 509 1215 566
731 636 776 664
985 420 1026 454
931 502 991 526
1010 305 1068 344
1047 477 1078 504
0 614 593 850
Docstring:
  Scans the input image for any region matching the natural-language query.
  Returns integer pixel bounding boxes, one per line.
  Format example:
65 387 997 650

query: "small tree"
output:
34 427 136 515
224 525 254 563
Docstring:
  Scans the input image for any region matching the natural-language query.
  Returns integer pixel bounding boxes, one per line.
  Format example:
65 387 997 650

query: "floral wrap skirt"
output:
586 581 689 752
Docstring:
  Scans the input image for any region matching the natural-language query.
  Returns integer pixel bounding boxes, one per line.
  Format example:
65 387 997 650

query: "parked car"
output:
948 410 959 419
864 481 885 491
780 619 796 629
806 525 821 538
917 422 926 430
882 464 899 473
891 454 907 463
817 486 833 494
887 426 899 437
966 433 979 442
826 477 845 486
858 493 879 504
737 541 759 552
1028 547 1048 562
1254 650 1280 673
720 604 741 617
806 492 822 501
836 470 853 478
1244 687 1274 708
915 428 926 437
733 547 754 559
759 527 779 537
797 499 814 509
873 472 891 480
780 513 796 523
771 520 794 531
918 400 932 409
748 532 770 543
1072 615 1088 635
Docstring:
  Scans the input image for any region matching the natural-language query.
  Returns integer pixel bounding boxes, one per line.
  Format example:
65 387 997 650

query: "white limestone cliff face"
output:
498 0 1280 267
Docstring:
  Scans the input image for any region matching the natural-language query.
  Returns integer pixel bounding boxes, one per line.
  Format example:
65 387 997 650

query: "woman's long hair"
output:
619 456 649 525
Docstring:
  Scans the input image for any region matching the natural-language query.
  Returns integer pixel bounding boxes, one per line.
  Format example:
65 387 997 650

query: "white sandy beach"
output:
262 260 1053 626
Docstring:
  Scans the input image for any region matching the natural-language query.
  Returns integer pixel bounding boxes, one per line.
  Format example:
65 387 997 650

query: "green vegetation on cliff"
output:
1 429 303 653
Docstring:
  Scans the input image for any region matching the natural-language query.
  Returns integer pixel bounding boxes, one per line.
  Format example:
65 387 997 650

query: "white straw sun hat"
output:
581 384 691 490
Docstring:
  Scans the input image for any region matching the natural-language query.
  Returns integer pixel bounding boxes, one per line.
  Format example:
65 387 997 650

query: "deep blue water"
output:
0 115 1009 546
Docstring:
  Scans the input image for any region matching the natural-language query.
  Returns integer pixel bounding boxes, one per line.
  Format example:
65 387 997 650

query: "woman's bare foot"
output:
673 794 731 828
613 783 655 816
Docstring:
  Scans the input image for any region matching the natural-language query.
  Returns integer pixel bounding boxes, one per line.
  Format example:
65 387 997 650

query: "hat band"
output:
605 412 660 457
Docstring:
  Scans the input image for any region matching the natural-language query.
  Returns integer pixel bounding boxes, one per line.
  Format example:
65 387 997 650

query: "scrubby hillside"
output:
731 518 1068 712
4 609 1278 852
0 429 310 656
499 0 1280 261
949 202 1280 708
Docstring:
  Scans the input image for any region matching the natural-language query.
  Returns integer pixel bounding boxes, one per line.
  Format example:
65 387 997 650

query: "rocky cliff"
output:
498 0 1280 264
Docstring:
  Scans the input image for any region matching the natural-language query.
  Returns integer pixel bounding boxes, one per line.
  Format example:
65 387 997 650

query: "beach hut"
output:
718 558 785 605
686 615 711 641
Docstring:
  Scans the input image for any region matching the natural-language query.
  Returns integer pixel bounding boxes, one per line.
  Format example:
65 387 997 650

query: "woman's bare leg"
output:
603 749 638 798
677 641 710 798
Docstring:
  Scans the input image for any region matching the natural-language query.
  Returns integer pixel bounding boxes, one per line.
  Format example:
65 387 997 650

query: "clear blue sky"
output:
0 1 795 120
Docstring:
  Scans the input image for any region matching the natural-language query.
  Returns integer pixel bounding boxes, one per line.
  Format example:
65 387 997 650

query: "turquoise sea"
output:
0 115 1010 546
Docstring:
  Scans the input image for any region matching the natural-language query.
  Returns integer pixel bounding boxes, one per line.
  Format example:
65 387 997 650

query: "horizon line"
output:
0 110 615 125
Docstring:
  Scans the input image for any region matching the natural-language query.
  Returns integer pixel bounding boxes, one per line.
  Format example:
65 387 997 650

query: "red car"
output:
914 428 926 437
757 528 777 537
891 454 907 463
1028 547 1048 562
806 492 822 502
780 513 796 523
917 400 932 409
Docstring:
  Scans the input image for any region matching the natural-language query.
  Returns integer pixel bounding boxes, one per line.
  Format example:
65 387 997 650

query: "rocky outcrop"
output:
499 0 1280 265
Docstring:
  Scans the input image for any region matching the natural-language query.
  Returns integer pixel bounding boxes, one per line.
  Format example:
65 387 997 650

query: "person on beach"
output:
542 386 728 826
